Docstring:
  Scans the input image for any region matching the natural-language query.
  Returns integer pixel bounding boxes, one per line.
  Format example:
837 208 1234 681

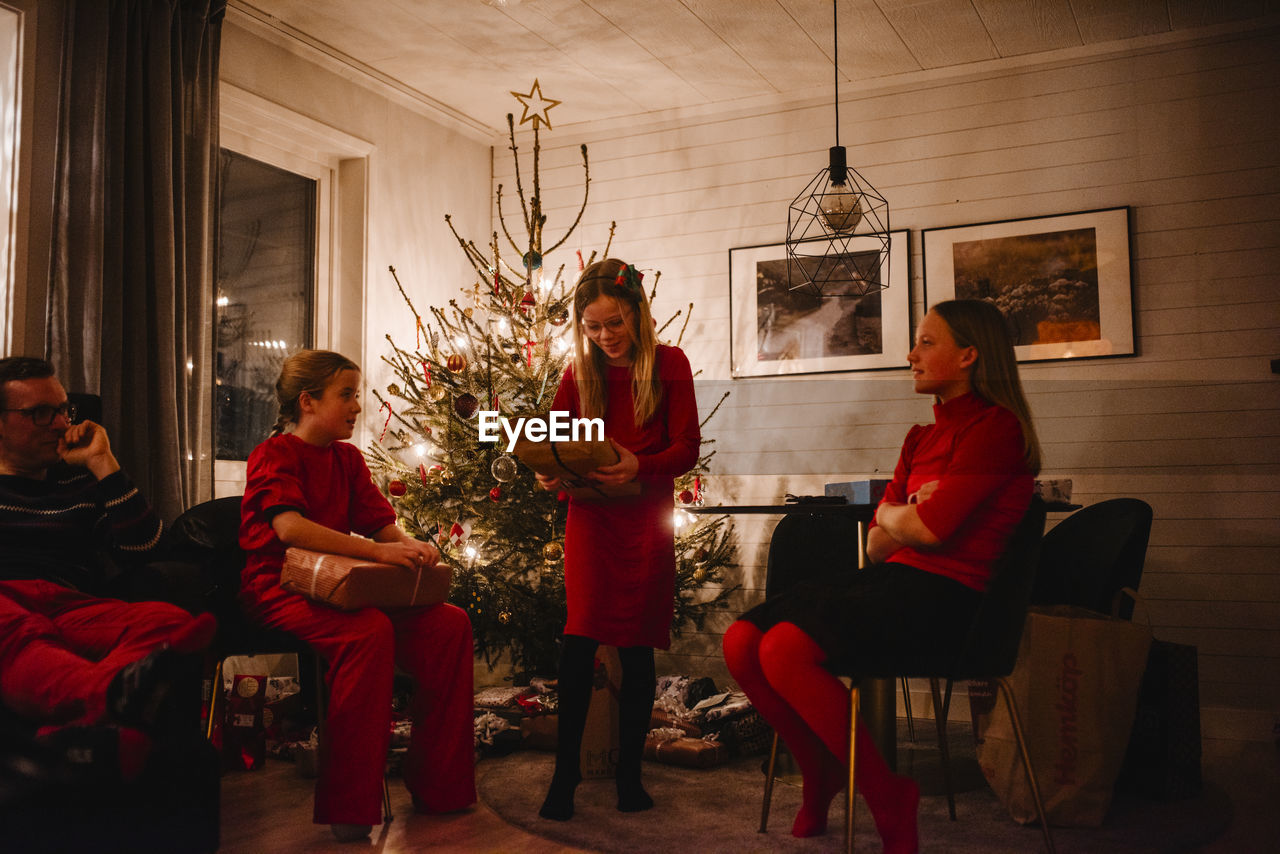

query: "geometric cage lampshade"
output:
786 145 891 299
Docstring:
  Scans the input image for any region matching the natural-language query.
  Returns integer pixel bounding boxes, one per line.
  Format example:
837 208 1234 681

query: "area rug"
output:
479 744 1230 854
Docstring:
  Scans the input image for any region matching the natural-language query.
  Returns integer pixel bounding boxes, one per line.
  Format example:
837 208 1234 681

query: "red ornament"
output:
489 486 502 502
454 392 479 419
388 480 407 497
446 353 467 373
678 489 694 504
519 291 536 317
418 463 429 485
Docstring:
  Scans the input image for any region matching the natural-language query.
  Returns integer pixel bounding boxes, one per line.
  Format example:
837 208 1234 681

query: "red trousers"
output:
242 580 477 826
0 579 196 724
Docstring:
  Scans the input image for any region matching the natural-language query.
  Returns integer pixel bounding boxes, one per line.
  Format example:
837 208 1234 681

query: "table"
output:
685 502 897 767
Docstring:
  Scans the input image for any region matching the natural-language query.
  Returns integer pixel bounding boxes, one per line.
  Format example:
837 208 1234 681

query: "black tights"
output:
538 634 656 820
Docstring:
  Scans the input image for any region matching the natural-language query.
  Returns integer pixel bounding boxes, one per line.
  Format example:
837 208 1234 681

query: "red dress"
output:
551 345 700 649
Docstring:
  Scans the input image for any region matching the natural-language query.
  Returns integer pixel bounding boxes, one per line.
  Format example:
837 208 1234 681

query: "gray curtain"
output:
47 0 225 520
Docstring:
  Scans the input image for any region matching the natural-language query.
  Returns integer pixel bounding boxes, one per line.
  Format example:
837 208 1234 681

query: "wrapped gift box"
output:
1034 478 1073 504
644 734 728 768
824 479 891 505
520 713 558 751
512 434 641 500
281 548 451 610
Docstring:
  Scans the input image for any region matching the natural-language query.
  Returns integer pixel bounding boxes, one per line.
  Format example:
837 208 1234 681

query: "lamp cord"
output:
833 0 839 148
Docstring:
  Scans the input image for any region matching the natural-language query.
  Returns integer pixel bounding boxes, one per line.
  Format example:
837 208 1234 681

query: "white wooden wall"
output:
497 26 1280 739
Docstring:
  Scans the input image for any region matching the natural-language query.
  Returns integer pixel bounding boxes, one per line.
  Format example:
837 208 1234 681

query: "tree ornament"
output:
387 382 401 397
489 485 502 502
441 468 455 484
692 567 708 583
426 464 443 483
464 307 474 318
454 393 479 419
418 463 429 485
388 480 407 497
678 489 694 504
522 251 542 272
428 384 448 402
510 78 560 129
519 291 536 317
446 353 467 372
549 307 569 327
541 541 564 564
490 454 518 482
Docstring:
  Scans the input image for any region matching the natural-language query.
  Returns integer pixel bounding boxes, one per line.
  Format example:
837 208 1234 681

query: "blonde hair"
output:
571 258 661 425
270 349 360 437
931 299 1042 475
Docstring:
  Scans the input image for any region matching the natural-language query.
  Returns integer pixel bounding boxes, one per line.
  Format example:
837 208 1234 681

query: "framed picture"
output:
923 207 1134 362
729 231 909 378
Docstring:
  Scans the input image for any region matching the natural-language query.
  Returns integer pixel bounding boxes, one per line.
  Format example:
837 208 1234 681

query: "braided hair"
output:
270 350 360 437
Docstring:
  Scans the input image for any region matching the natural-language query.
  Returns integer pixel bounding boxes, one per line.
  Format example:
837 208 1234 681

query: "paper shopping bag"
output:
973 604 1152 826
579 645 621 779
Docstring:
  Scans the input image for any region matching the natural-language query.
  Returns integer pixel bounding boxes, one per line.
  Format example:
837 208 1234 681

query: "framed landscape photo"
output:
729 231 909 378
923 207 1134 362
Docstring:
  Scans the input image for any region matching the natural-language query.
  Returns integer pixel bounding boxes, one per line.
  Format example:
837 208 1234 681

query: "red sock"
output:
723 621 843 837
758 622 919 854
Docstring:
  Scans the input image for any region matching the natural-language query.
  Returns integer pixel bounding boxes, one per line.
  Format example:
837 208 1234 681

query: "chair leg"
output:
845 686 859 854
929 677 957 821
759 731 779 833
900 676 916 743
383 776 393 824
995 677 1056 854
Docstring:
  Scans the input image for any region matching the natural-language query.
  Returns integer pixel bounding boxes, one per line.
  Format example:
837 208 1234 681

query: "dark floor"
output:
217 734 1278 853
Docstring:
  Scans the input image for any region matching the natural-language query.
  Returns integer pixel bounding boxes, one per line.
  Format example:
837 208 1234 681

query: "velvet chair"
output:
1030 498 1153 618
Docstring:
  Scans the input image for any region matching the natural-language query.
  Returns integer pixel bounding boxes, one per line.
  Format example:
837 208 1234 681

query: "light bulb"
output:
820 181 862 233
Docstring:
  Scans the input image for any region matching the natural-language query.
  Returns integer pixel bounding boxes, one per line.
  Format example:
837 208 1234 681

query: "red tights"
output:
723 620 919 853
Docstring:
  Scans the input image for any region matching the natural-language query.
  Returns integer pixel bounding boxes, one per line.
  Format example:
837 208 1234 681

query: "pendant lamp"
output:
786 0 890 299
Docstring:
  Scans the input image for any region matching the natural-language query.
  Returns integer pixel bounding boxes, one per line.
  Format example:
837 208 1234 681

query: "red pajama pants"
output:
241 580 477 826
0 579 196 724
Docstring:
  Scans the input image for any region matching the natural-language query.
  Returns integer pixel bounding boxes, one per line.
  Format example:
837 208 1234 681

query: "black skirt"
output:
739 562 982 675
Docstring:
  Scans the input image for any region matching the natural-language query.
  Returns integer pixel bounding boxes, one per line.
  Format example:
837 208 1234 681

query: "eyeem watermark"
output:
477 410 604 452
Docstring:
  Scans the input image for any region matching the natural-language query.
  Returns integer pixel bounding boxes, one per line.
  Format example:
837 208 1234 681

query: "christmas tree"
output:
367 87 735 676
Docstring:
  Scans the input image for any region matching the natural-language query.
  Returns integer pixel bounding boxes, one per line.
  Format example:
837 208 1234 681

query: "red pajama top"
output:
872 392 1033 591
551 344 700 648
238 434 396 596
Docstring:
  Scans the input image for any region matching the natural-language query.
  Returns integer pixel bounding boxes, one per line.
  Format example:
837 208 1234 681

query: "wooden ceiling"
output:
230 0 1274 136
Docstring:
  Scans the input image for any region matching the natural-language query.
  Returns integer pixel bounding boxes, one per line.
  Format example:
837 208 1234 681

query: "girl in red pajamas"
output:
723 300 1042 854
239 350 475 843
537 258 700 821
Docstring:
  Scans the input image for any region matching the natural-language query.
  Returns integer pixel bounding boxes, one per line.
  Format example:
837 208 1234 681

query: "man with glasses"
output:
0 356 215 781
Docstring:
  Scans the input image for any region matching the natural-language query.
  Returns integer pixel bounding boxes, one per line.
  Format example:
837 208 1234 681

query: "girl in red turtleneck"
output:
724 299 1042 854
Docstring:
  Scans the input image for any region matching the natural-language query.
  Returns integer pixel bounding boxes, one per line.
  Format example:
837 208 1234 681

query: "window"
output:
215 83 371 496
215 150 316 460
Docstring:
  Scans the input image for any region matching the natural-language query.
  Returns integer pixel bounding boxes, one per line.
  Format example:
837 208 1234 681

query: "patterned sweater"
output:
0 465 164 593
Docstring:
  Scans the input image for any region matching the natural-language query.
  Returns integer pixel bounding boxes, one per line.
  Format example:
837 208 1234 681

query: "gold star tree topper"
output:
510 79 561 129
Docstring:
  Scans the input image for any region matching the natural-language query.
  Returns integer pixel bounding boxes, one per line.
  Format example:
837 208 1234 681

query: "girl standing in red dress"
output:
723 300 1041 853
239 350 476 843
537 259 701 821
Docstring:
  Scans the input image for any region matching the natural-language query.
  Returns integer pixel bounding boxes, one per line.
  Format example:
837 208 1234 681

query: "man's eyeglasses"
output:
1 402 77 426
